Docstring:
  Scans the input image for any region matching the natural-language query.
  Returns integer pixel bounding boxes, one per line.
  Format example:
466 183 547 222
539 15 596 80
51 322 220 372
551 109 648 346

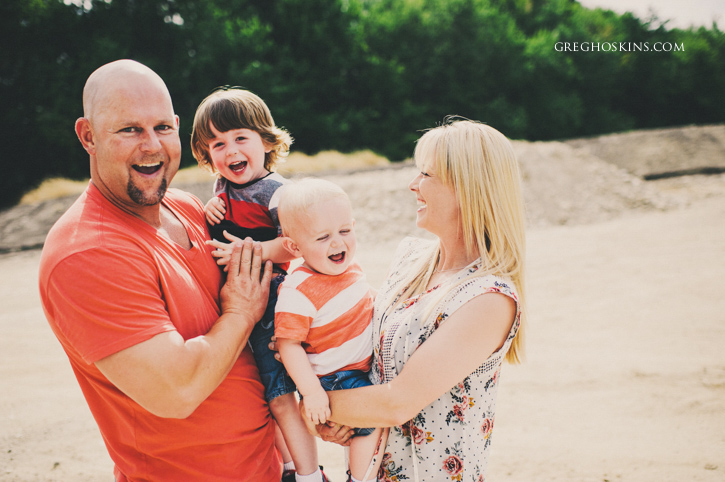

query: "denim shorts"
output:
249 274 296 402
318 370 375 436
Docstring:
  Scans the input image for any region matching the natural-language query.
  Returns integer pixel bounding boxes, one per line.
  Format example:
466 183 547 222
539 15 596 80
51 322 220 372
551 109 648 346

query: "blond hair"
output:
396 118 527 364
190 87 293 173
277 178 351 239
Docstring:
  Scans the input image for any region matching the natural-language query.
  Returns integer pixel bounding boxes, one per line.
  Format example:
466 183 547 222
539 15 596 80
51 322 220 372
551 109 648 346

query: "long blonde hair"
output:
394 118 527 363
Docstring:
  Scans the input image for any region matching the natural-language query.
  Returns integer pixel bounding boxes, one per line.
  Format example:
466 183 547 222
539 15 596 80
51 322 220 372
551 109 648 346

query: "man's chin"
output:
127 178 169 206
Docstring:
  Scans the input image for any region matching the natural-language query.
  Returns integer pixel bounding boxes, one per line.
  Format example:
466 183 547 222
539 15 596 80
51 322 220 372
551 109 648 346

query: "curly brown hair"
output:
190 87 293 173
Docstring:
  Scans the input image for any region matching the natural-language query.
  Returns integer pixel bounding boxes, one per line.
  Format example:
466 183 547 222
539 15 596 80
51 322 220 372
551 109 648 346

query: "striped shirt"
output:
212 172 290 271
274 263 374 377
211 171 287 242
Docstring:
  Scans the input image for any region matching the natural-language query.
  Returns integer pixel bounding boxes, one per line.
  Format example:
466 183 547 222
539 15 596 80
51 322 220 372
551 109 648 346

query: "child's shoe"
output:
281 466 330 482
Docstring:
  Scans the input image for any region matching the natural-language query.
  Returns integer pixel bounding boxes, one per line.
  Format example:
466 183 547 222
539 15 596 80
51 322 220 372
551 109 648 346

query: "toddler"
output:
191 88 326 482
275 178 388 482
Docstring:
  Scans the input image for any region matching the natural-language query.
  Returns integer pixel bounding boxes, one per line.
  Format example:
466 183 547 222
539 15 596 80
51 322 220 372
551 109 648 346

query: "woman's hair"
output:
277 178 351 238
190 87 293 173
395 117 527 363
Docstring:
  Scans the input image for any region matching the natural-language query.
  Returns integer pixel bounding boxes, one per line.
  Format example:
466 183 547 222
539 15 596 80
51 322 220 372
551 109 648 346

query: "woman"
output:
307 118 526 481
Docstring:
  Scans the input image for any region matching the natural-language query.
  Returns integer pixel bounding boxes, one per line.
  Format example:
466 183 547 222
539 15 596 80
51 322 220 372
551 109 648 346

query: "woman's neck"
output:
436 235 478 273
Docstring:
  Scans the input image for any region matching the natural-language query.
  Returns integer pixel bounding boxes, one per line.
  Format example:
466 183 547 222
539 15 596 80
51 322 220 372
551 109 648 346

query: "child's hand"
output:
206 231 243 270
204 197 227 225
303 387 331 425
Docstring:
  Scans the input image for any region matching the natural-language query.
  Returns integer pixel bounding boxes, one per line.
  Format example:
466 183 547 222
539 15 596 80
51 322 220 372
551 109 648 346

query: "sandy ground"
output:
1 125 724 481
1 193 723 481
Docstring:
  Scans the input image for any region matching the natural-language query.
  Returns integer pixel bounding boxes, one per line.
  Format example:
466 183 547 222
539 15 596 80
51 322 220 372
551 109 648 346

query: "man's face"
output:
89 79 181 211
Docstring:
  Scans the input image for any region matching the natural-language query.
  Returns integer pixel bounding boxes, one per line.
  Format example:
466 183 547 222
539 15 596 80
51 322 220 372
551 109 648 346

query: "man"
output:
38 59 282 481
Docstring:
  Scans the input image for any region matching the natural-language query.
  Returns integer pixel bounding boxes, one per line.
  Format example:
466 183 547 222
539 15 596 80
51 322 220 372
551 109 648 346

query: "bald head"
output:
83 60 173 122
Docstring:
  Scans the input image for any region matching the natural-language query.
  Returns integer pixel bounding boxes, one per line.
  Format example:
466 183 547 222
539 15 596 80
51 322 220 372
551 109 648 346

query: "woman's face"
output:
408 160 461 237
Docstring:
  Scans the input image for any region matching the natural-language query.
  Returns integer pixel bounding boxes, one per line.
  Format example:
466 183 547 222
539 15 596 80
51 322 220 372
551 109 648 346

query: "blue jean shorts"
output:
249 274 296 402
318 370 374 436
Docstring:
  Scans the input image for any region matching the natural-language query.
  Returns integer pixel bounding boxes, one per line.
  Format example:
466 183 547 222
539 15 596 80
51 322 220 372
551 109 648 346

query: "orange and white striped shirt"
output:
274 263 373 377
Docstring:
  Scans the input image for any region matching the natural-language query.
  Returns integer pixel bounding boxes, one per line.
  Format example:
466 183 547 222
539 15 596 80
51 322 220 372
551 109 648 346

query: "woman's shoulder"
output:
438 271 519 319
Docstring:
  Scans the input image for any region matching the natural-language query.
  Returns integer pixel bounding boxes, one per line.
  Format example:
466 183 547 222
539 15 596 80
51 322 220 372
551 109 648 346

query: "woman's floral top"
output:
370 238 521 482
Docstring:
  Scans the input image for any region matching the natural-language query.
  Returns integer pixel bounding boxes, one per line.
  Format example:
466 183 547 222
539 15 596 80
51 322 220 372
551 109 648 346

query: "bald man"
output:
39 60 283 481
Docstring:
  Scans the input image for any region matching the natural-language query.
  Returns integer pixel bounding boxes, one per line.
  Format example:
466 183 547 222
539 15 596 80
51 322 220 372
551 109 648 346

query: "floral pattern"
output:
371 238 520 482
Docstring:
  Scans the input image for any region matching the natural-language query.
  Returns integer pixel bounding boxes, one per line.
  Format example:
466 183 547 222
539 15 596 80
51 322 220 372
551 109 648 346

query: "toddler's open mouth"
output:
329 252 346 263
230 160 247 173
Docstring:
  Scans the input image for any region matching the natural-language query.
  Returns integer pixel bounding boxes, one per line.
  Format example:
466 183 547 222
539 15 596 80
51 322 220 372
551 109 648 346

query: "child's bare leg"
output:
269 392 319 475
274 422 293 464
349 427 389 481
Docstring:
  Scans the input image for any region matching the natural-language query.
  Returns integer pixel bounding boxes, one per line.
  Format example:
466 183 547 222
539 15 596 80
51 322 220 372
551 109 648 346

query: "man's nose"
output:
140 130 162 152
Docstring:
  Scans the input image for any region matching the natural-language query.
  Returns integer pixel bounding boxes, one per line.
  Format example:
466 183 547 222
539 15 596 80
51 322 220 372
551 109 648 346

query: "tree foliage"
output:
1 0 723 207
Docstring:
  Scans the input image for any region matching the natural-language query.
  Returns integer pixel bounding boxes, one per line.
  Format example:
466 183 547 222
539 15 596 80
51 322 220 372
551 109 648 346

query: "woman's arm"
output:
323 291 516 428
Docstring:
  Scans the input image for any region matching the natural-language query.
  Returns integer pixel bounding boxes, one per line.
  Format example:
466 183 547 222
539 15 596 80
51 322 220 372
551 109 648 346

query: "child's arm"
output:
277 337 330 425
204 197 226 225
207 232 297 268
261 236 297 265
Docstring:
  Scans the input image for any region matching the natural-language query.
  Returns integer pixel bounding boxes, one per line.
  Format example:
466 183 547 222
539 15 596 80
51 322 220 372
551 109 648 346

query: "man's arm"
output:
95 239 272 418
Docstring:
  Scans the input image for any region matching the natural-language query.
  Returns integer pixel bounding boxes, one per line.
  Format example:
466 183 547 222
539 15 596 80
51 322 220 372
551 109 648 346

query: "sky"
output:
578 0 724 29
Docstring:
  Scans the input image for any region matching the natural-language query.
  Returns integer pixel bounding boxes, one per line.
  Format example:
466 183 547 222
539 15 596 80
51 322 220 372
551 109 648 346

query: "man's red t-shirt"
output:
39 183 281 481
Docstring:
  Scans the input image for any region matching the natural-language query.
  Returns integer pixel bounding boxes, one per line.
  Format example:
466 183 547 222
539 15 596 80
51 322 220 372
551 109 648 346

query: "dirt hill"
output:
1 124 723 253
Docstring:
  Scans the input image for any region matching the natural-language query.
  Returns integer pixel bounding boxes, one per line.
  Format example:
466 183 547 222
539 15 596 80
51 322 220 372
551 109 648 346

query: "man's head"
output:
75 59 181 215
277 178 357 276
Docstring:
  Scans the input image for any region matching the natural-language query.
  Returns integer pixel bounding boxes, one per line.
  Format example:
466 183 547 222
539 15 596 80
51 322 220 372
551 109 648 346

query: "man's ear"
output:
75 118 96 155
281 237 302 258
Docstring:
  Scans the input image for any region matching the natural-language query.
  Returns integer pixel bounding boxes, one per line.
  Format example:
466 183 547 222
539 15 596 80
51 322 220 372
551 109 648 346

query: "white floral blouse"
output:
370 238 521 482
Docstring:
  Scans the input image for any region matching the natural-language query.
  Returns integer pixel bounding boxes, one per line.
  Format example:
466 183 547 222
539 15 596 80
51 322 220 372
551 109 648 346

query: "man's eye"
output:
156 125 173 132
119 127 138 133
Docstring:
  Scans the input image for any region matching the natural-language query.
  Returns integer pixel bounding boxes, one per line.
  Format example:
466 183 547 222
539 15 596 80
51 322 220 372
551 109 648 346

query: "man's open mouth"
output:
329 252 346 263
132 162 163 175
230 161 247 173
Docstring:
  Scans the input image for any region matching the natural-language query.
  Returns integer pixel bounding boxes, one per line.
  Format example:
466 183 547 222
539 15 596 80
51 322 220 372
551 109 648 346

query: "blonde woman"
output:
303 118 526 481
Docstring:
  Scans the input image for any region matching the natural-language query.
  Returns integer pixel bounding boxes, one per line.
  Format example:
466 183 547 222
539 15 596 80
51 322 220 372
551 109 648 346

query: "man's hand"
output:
220 238 273 325
298 397 355 446
319 421 355 446
204 197 227 225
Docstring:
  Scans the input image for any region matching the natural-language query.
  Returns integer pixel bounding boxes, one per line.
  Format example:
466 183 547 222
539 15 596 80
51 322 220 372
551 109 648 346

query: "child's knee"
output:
268 392 298 415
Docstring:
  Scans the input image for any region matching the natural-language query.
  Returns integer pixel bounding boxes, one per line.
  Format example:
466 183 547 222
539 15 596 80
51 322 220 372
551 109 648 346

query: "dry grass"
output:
19 178 90 205
19 150 392 205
